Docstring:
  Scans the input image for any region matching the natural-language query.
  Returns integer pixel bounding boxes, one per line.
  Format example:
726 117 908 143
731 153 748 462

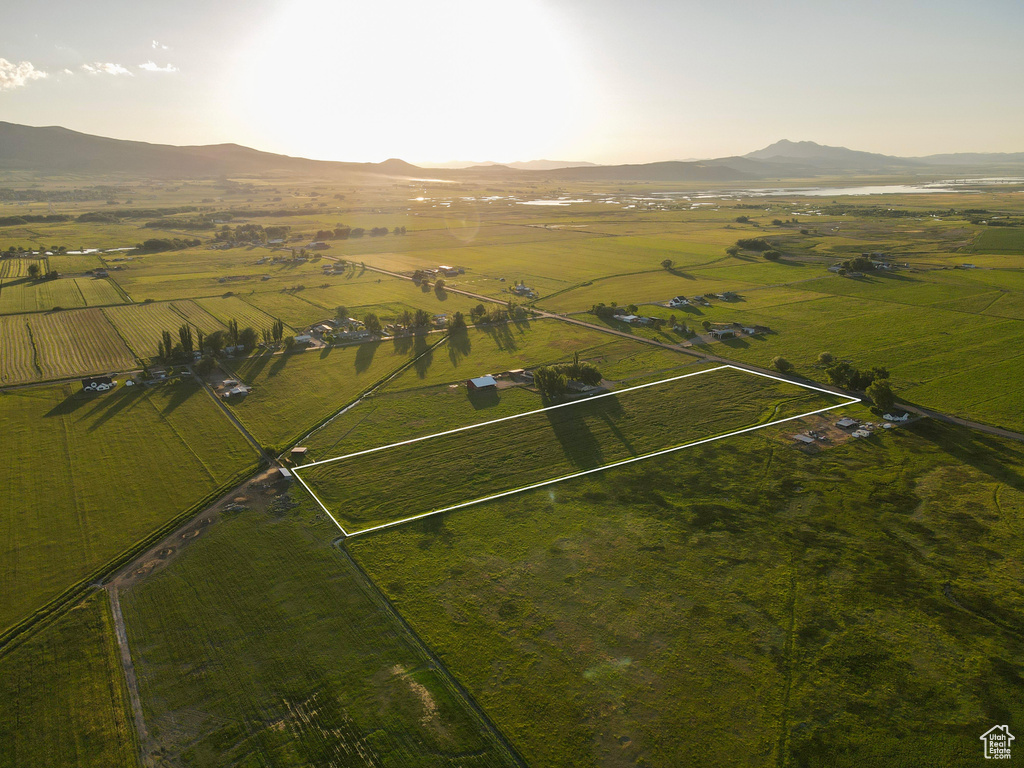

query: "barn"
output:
467 375 497 391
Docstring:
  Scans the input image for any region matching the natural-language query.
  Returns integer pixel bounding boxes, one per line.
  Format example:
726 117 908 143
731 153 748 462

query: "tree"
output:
204 330 226 356
451 311 466 329
178 323 194 356
763 250 782 261
660 258 673 270
470 303 486 321
335 305 349 324
701 320 712 330
434 278 445 291
725 245 740 257
772 219 784 226
817 351 834 366
533 366 568 398
735 215 750 223
363 313 382 334
196 328 205 352
161 329 174 361
272 318 284 342
194 355 216 375
27 263 41 279
238 326 258 352
262 327 272 344
227 319 239 344
771 356 794 373
866 379 896 412
413 309 430 327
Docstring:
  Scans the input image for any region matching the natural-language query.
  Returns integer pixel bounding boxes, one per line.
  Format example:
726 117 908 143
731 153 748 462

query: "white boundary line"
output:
293 365 859 539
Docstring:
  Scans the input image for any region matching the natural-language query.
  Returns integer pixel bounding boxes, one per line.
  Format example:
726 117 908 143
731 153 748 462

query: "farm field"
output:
299 366 848 533
103 300 225 358
119 499 518 768
0 380 259 632
240 290 331 329
0 592 137 768
349 418 1024 767
222 339 427 448
0 314 37 385
28 308 136 381
0 276 125 314
195 295 282 333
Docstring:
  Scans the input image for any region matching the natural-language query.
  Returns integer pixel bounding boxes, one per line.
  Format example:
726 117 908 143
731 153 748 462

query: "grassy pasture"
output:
350 420 1024 767
120 500 517 768
0 276 125 314
300 366 845 532
0 381 259 631
223 339 422 448
973 227 1024 253
0 592 137 768
103 300 225 358
538 270 760 313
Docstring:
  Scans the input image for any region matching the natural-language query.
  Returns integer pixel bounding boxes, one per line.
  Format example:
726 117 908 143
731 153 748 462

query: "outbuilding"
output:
82 376 116 392
467 375 497 391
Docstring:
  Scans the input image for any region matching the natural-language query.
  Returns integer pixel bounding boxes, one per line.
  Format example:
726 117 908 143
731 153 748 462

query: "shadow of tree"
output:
911 420 1024 491
412 334 434 378
448 327 471 366
355 340 380 373
482 322 519 351
544 396 622 469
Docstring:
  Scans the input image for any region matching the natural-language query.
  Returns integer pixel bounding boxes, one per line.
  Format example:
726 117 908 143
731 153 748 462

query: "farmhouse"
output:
307 241 329 250
467 375 497 391
432 314 448 327
708 328 735 339
437 265 460 277
293 334 312 345
668 296 689 308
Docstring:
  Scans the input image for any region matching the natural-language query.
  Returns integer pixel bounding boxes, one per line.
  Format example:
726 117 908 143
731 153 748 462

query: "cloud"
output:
82 62 133 76
63 68 74 75
139 61 178 73
152 40 169 50
0 58 48 91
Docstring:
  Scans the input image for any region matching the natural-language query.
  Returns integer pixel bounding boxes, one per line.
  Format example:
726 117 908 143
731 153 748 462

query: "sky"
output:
2 0 1023 165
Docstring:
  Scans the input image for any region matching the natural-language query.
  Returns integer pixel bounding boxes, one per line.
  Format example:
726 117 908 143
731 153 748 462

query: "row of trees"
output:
533 353 603 398
156 317 288 363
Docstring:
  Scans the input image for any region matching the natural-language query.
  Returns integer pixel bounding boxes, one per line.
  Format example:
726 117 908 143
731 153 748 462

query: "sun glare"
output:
229 0 594 163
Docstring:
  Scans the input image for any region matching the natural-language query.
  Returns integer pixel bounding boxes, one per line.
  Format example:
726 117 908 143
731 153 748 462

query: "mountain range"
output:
2 122 1023 182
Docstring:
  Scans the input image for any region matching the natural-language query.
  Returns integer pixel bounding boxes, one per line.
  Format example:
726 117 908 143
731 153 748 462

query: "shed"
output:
792 434 815 444
467 375 497 390
291 447 309 458
836 417 858 428
82 376 116 392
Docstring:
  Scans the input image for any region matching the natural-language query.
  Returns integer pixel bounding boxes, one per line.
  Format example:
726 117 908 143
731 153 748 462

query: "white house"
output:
668 296 689 308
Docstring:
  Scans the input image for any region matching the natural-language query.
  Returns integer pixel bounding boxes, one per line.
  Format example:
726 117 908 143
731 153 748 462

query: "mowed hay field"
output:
196 295 283 333
350 420 1024 767
0 308 138 386
103 300 225 358
29 308 137 381
120 500 518 768
0 381 260 632
0 592 137 768
300 367 846 532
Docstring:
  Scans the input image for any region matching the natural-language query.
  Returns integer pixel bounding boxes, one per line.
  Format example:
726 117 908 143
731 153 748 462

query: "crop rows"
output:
0 315 39 385
196 295 282 334
28 308 136 380
104 300 225 358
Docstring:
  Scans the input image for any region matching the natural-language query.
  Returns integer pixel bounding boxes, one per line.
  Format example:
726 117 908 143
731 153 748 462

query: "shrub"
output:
771 356 794 373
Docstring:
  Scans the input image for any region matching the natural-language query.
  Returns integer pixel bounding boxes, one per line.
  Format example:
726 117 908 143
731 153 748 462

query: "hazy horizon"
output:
2 0 1023 165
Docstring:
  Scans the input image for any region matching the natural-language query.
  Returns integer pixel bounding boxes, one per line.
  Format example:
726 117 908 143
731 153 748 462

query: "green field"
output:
0 277 126 314
0 381 259 632
0 592 138 768
222 339 425 448
120 498 517 768
196 295 284 333
349 418 1024 767
299 366 847 532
